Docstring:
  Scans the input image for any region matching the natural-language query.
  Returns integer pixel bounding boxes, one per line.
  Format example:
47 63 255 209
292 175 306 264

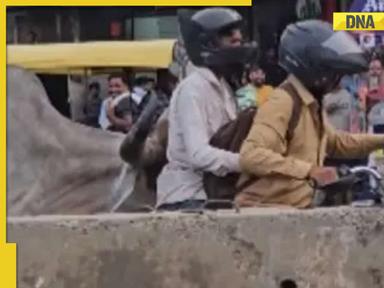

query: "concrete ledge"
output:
8 207 384 288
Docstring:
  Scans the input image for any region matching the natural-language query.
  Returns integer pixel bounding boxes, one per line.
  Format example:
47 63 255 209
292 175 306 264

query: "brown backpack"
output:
203 82 302 201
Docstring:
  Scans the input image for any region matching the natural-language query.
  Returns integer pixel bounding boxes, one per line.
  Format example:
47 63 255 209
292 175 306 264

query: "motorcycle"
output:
312 166 384 207
168 165 384 213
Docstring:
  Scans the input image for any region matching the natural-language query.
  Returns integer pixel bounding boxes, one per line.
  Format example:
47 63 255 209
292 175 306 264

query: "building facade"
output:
6 2 355 59
6 2 353 42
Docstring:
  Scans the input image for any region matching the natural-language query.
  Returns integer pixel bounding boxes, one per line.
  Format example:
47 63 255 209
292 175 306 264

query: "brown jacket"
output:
235 75 384 208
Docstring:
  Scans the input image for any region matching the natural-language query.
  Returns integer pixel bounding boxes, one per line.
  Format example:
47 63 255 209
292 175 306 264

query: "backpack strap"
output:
279 82 302 143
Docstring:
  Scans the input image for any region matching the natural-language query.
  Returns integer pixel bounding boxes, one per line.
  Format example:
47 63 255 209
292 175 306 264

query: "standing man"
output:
83 81 102 128
107 76 156 134
236 64 274 110
98 72 131 132
324 86 367 167
248 65 274 106
156 8 257 210
363 58 384 113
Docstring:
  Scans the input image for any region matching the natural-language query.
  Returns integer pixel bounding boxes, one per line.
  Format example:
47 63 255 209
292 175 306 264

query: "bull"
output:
7 66 156 216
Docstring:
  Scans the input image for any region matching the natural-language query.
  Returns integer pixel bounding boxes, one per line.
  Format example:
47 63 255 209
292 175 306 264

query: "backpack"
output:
203 82 302 201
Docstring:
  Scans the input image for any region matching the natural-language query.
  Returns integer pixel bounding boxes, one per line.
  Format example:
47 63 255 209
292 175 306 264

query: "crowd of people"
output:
77 7 384 212
80 71 176 135
323 47 384 167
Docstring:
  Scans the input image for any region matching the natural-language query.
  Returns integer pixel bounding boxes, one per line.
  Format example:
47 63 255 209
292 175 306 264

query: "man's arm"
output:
239 90 312 179
177 85 240 177
106 100 132 132
326 120 384 159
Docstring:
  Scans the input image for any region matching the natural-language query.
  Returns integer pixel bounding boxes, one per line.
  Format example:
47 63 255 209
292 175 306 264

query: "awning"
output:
7 39 176 74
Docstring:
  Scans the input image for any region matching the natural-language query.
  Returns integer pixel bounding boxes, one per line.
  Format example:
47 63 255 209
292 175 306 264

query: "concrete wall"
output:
8 207 384 288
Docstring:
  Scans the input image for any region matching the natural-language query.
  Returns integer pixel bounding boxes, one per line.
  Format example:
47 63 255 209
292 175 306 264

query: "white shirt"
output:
156 67 240 206
98 92 130 130
130 87 148 106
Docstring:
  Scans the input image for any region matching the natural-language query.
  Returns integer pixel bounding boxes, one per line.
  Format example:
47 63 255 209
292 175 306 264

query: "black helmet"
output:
279 20 368 87
178 8 258 68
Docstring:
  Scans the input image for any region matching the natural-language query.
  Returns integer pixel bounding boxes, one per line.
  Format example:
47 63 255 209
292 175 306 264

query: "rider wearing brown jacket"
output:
235 20 384 208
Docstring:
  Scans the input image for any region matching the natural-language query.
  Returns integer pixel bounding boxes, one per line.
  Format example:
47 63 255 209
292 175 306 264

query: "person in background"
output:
134 76 155 92
146 77 156 91
98 72 130 132
109 76 154 133
83 82 102 128
369 101 384 134
235 72 257 110
340 73 361 100
367 101 384 169
324 85 367 167
131 77 155 120
361 58 384 114
235 65 273 110
324 83 366 134
249 64 274 106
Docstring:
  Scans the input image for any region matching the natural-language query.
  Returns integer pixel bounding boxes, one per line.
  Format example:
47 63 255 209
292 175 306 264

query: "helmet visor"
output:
317 31 369 74
203 42 258 67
